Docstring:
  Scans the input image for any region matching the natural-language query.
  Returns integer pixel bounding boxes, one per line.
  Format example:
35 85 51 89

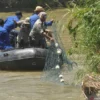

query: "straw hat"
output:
34 6 44 12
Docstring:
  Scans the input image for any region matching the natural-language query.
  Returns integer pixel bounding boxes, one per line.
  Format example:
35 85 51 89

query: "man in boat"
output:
17 17 30 48
29 6 54 29
0 19 13 50
5 11 22 22
4 11 23 47
4 11 22 33
3 19 19 47
29 12 54 48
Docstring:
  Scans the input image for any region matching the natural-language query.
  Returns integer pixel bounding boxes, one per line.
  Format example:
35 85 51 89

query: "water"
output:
0 71 85 100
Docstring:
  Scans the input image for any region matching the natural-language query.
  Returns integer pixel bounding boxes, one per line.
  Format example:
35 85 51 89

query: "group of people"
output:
0 6 54 50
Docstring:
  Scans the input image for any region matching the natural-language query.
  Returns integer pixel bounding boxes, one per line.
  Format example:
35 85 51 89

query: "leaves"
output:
67 0 100 82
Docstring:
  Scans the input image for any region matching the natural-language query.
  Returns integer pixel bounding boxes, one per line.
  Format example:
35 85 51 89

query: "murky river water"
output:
0 71 84 100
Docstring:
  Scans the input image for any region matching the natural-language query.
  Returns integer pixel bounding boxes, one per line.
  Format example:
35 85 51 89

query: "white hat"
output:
25 17 30 21
22 17 30 24
23 21 30 25
39 12 47 19
34 6 44 12
17 20 24 25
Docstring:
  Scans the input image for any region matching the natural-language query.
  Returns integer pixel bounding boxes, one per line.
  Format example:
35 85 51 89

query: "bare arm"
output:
43 32 54 41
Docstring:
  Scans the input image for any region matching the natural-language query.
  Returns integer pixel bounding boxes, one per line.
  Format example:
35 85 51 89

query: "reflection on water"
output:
0 71 84 100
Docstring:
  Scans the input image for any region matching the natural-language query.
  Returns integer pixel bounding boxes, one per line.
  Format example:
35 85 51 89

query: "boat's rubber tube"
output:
0 48 47 70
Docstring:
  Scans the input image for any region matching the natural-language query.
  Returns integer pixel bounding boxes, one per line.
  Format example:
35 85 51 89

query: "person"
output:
4 11 22 32
30 6 54 29
4 11 23 47
29 12 54 48
17 17 30 48
4 20 18 47
0 19 13 50
4 20 18 33
4 11 22 24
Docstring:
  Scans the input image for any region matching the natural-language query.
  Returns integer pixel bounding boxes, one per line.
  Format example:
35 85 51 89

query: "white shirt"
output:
29 19 46 41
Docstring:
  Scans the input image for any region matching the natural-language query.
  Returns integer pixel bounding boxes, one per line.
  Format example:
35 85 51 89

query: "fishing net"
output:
42 22 78 85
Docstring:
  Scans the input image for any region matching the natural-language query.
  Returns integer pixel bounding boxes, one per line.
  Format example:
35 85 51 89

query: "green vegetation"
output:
67 0 100 82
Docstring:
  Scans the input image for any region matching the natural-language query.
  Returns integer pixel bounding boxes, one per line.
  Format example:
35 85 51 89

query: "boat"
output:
0 48 47 70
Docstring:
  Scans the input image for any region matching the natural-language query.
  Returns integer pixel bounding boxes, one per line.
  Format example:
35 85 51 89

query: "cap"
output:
15 11 22 16
34 6 44 12
39 12 47 19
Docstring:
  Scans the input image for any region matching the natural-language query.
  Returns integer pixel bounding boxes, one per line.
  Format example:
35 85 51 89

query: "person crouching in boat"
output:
4 11 23 47
29 12 54 48
0 19 13 50
3 20 18 48
17 17 30 48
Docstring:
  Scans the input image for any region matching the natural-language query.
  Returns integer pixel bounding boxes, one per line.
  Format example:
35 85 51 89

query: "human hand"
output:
51 19 54 23
50 37 54 42
45 29 52 33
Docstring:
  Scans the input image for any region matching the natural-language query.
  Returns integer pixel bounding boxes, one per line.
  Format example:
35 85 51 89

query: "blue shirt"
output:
4 16 20 33
30 14 39 28
5 16 20 23
0 26 10 49
30 13 53 29
4 20 16 33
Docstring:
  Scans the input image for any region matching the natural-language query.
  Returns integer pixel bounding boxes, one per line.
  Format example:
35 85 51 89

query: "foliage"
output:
36 0 67 8
68 1 100 54
86 54 100 73
67 0 100 81
0 0 67 9
80 8 100 53
72 0 99 7
0 0 23 7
